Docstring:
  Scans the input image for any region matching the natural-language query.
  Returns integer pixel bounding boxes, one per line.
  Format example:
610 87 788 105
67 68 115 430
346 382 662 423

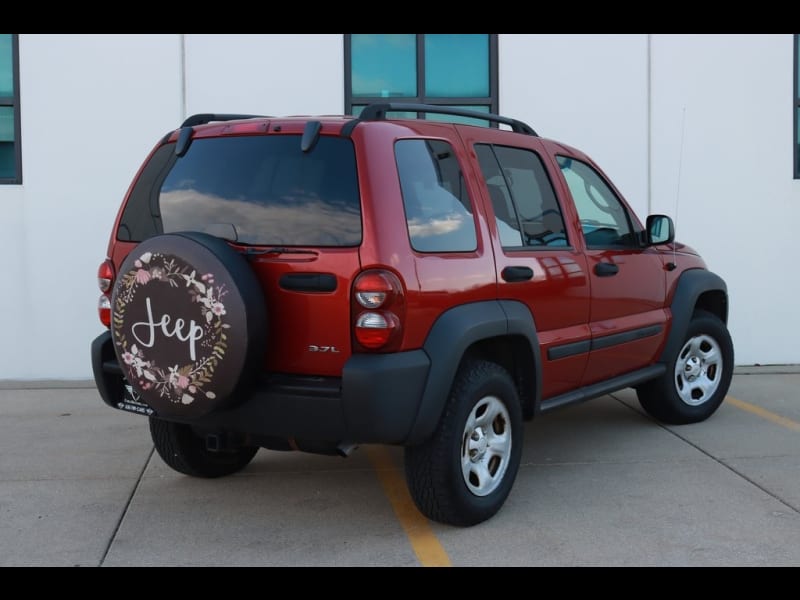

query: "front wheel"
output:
404 360 523 526
637 310 734 424
149 417 258 478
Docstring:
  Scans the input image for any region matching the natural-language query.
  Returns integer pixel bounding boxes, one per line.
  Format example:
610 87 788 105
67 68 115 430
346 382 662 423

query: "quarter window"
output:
395 139 477 253
346 34 497 127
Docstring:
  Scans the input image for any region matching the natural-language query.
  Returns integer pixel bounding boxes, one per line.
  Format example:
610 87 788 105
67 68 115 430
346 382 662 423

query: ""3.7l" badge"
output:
308 345 340 353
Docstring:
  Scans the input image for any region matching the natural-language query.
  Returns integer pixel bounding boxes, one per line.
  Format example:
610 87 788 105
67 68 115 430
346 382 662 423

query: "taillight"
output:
355 312 400 349
97 259 115 327
98 260 114 293
352 269 405 352
98 295 112 327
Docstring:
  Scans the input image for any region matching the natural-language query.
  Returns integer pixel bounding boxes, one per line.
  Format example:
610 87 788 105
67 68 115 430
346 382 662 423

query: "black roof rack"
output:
180 113 271 128
357 103 537 136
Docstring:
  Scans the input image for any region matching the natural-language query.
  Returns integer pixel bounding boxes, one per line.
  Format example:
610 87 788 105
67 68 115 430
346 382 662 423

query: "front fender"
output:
661 269 728 363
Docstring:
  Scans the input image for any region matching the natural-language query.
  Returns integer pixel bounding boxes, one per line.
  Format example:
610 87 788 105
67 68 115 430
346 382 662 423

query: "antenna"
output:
669 106 687 272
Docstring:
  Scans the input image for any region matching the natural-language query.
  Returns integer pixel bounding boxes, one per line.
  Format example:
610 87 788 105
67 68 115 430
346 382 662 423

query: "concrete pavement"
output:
1 370 798 566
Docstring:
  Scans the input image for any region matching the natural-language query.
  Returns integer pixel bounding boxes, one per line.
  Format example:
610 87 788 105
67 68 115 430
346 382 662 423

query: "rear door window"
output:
475 144 568 248
119 135 361 247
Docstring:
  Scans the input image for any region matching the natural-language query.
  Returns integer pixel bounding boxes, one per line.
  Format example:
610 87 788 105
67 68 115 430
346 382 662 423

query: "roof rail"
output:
180 113 271 128
358 103 537 136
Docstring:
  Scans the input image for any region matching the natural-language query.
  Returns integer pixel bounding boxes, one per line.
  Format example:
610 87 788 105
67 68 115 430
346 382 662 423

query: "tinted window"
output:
424 34 489 97
476 144 568 248
0 34 20 183
347 34 496 126
350 34 417 97
556 155 636 248
395 139 477 253
119 135 361 247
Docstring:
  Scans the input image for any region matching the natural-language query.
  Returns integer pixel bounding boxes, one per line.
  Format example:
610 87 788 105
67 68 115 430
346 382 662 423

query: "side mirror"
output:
646 214 674 245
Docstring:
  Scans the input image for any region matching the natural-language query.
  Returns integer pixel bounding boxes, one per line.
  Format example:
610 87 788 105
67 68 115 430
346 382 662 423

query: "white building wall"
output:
650 34 800 365
184 34 344 117
499 34 649 219
0 34 183 379
0 33 796 379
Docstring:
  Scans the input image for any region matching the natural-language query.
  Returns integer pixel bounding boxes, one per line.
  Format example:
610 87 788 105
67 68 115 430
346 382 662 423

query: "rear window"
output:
118 135 361 247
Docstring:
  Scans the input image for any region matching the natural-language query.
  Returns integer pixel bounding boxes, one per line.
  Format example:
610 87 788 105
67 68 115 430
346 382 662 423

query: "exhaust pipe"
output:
289 438 358 457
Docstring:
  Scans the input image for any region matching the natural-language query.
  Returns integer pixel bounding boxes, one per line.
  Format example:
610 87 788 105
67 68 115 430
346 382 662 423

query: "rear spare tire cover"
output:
110 232 266 418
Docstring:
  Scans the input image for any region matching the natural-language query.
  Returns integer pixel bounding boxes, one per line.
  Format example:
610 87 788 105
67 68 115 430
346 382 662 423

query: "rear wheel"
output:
404 359 523 526
149 417 258 478
637 310 733 424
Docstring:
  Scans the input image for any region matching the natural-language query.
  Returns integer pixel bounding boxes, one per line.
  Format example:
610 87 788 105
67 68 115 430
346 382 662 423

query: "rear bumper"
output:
91 331 431 445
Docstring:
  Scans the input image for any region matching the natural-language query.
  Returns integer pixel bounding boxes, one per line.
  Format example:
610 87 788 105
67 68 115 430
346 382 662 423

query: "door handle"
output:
501 266 534 282
594 262 619 277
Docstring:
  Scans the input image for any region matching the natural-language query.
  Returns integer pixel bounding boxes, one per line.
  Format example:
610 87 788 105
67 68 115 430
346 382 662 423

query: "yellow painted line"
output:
366 445 452 567
727 395 800 432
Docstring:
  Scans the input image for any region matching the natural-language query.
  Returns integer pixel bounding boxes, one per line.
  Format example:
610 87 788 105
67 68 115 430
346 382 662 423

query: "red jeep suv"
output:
92 104 733 526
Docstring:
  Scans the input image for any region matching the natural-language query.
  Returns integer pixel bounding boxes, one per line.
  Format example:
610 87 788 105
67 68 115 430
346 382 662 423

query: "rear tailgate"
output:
114 122 363 376
247 249 361 375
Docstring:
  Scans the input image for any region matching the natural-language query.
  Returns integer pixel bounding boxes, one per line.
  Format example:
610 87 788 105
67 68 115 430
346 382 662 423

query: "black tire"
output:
404 359 523 526
149 417 258 478
637 310 734 425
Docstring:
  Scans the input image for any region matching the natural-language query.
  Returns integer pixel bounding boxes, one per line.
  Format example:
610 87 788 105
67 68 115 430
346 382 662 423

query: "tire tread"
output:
149 417 257 478
405 359 522 526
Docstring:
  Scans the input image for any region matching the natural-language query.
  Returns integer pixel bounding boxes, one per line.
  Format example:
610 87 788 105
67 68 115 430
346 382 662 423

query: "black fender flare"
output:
660 268 728 363
405 300 541 444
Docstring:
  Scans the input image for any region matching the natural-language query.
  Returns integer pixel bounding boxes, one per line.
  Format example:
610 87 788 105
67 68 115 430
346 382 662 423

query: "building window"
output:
795 34 799 179
345 34 497 126
0 34 20 184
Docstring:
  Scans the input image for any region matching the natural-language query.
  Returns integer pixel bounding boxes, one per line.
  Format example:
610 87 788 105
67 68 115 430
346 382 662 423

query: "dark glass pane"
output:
118 144 175 241
0 106 14 179
424 34 489 98
0 34 12 97
395 139 476 253
0 142 14 179
351 34 416 98
0 105 13 141
350 105 417 119
796 107 800 176
425 105 491 127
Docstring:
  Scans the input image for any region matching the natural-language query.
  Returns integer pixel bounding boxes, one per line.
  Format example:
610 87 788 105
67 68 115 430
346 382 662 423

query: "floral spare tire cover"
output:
110 232 267 419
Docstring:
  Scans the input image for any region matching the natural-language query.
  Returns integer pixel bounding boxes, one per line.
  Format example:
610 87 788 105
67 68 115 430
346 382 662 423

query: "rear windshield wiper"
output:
242 246 319 257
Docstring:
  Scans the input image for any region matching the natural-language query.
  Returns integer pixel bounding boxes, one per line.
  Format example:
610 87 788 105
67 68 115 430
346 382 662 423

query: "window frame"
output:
795 34 799 179
344 34 498 122
0 33 21 185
